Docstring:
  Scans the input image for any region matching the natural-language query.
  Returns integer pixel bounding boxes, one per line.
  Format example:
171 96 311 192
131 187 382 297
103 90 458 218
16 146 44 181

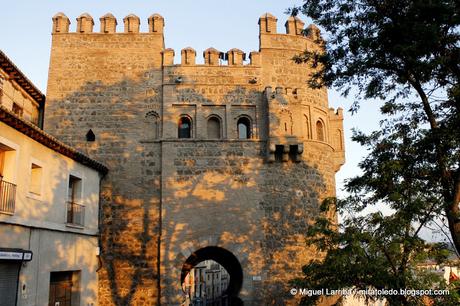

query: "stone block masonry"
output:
45 12 345 305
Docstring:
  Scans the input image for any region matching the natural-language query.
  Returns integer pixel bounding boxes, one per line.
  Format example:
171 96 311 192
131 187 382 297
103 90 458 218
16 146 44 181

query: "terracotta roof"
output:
0 50 45 106
0 105 108 174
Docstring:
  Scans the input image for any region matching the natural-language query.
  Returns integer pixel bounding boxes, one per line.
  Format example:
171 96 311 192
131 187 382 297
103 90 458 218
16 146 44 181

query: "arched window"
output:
237 117 251 139
178 116 192 138
86 129 95 142
145 111 159 139
304 115 310 139
207 116 221 139
316 120 325 141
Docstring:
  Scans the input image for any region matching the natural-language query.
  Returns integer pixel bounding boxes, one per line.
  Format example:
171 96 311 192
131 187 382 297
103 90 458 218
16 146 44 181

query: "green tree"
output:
292 126 457 305
288 0 460 305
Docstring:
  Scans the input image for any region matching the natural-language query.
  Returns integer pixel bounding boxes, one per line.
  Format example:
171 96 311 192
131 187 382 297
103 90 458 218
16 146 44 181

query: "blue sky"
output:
0 0 383 198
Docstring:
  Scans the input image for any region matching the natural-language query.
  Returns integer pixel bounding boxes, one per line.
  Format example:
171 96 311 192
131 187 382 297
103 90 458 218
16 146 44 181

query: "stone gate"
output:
44 11 345 305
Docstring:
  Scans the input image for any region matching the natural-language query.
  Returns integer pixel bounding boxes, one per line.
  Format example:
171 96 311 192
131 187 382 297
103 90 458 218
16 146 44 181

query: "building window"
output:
237 117 251 139
12 103 23 117
0 142 17 214
49 271 80 306
304 115 310 139
178 116 192 139
145 111 160 140
316 120 325 141
207 116 221 139
86 129 95 142
67 175 85 226
29 163 43 195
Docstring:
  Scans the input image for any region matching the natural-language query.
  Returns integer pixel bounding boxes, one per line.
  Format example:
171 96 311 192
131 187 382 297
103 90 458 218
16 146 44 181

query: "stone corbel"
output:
282 145 289 162
292 143 304 163
267 143 276 163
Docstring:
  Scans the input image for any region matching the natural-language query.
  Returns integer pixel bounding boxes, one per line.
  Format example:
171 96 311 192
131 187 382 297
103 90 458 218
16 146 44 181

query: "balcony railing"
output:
66 201 85 226
0 179 16 214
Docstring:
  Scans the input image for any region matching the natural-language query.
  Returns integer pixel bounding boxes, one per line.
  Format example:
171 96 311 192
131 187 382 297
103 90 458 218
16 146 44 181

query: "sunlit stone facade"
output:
45 12 345 305
0 50 107 306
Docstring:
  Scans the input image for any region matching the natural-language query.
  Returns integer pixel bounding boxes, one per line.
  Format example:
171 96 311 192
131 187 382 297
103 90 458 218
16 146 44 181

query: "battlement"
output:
51 12 320 41
329 107 344 119
52 12 164 34
50 12 322 72
162 47 258 67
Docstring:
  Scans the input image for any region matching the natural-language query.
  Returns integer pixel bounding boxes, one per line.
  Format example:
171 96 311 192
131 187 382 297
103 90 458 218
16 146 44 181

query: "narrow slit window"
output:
304 115 310 139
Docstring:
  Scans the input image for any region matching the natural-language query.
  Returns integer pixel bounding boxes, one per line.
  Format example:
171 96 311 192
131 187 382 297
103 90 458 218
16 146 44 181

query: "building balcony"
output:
0 178 16 214
66 201 85 226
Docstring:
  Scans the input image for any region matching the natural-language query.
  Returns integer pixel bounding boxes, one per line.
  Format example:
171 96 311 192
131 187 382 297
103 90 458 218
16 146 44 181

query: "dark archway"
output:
181 246 243 297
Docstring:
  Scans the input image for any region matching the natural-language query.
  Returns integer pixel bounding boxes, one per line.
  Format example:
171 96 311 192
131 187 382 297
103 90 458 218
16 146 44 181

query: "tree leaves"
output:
292 0 460 304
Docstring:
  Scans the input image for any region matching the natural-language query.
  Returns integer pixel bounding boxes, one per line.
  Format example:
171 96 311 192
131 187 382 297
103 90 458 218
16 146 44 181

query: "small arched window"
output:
304 115 310 139
178 116 192 139
237 117 251 139
207 116 221 139
316 120 325 141
86 129 95 142
145 111 159 139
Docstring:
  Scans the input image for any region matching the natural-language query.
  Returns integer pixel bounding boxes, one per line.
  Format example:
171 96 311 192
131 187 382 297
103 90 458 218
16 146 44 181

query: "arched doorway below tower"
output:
181 246 244 306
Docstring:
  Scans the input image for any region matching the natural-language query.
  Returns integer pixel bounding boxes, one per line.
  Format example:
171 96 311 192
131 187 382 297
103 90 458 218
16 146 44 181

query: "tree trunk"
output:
410 77 460 254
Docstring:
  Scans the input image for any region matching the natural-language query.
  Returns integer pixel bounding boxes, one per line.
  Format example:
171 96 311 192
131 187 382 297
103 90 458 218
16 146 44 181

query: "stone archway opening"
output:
181 246 243 304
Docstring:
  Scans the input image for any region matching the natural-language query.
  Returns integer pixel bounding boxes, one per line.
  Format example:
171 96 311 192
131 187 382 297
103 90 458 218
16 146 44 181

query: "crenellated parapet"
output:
259 13 278 34
162 47 259 67
52 13 164 34
258 12 321 40
52 12 70 33
148 14 164 33
100 13 117 33
203 48 223 65
123 14 140 33
285 16 305 35
181 47 196 65
258 12 323 54
76 13 94 33
226 49 245 66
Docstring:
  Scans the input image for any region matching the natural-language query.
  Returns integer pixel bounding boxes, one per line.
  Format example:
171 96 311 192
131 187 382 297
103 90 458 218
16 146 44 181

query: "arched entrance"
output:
181 246 243 302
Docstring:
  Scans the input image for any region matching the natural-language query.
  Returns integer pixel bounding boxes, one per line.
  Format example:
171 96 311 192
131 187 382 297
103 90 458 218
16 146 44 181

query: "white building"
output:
0 50 107 306
183 260 230 306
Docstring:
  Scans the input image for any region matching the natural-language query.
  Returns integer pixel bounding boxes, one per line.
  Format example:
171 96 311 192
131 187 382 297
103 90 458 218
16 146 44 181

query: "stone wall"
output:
46 14 164 305
44 12 345 305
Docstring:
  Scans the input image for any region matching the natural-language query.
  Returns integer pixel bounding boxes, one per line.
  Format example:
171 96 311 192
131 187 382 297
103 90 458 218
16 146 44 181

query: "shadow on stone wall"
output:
46 68 336 305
